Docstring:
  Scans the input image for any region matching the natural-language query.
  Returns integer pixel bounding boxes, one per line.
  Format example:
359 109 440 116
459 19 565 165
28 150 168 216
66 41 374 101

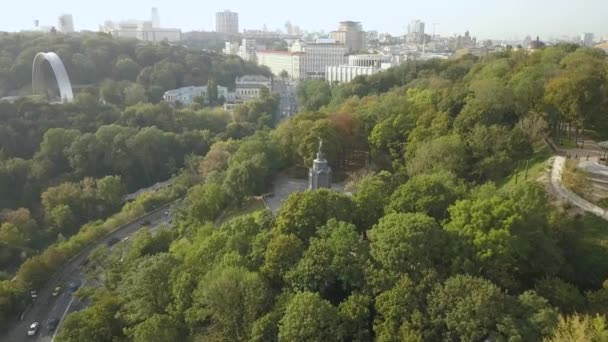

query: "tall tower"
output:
151 7 160 28
216 10 239 34
58 14 74 33
309 139 332 190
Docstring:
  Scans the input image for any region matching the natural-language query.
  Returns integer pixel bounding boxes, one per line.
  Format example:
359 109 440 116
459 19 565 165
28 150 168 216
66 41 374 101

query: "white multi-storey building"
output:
257 50 304 79
100 20 181 42
58 14 74 33
216 10 239 34
326 65 380 84
291 41 348 79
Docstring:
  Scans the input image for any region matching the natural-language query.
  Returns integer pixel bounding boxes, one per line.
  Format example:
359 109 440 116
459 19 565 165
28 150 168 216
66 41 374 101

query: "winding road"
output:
0 203 174 342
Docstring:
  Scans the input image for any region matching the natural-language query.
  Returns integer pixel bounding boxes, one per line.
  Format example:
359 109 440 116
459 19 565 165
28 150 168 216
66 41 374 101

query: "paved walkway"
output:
551 156 608 219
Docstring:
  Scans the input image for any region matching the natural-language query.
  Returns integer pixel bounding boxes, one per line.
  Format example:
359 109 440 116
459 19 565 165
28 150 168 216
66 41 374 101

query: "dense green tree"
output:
186 266 271 341
274 189 358 243
130 314 185 342
387 171 466 221
445 183 563 290
286 220 367 302
278 291 342 341
370 213 446 276
406 134 468 177
297 80 332 111
350 171 394 229
544 314 608 342
428 275 510 341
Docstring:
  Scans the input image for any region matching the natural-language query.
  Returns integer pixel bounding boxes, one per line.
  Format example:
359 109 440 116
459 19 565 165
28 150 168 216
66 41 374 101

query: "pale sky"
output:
1 0 607 40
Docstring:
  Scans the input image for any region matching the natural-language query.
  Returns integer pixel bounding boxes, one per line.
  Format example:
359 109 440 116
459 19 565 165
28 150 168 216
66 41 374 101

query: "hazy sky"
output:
2 0 607 40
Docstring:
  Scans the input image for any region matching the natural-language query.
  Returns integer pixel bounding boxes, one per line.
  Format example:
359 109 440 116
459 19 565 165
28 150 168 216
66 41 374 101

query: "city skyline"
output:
2 0 608 41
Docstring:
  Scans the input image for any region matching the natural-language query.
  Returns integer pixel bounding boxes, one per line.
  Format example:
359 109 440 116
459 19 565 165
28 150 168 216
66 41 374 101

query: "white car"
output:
27 322 39 336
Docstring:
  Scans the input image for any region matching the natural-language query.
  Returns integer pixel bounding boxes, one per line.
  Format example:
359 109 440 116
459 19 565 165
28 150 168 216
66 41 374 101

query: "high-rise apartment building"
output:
406 19 426 43
151 7 160 28
581 32 594 47
216 10 239 34
330 21 366 53
58 14 74 33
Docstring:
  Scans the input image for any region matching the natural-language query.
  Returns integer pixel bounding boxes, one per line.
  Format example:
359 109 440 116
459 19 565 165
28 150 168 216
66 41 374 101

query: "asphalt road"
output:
0 203 173 342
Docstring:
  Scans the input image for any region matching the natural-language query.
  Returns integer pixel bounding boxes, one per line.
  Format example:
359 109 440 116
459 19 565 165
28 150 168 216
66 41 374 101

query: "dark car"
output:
68 281 80 293
106 237 120 246
140 219 151 226
47 318 59 331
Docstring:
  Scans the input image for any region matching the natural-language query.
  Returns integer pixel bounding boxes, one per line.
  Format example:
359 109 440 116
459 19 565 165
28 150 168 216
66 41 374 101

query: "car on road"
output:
107 236 120 246
68 281 80 293
140 219 151 226
27 322 39 336
30 290 37 300
47 318 59 331
52 286 61 296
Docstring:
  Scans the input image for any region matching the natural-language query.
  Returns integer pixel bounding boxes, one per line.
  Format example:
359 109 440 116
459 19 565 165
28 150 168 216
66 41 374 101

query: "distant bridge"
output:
32 52 74 103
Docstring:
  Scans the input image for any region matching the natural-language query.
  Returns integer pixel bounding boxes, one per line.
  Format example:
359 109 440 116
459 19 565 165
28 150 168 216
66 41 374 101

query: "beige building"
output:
257 50 304 79
216 10 239 34
330 21 366 53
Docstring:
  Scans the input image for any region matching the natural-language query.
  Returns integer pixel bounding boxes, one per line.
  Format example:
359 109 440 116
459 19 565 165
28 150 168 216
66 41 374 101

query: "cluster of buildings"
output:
162 75 272 111
99 8 182 43
227 21 393 83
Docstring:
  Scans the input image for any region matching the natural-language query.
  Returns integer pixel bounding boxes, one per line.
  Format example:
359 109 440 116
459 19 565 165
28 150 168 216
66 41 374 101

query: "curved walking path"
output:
551 156 608 219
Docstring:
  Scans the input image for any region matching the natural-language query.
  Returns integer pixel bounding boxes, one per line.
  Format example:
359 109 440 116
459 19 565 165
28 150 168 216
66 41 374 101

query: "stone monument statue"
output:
309 138 332 190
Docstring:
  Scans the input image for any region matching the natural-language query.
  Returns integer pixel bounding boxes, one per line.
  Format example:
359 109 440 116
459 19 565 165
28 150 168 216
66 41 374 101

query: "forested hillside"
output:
48 44 608 341
0 32 280 327
0 31 270 99
2 34 608 339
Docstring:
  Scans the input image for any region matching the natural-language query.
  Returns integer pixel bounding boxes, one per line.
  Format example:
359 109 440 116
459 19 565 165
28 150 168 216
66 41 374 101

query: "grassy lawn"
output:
215 197 267 226
498 144 552 189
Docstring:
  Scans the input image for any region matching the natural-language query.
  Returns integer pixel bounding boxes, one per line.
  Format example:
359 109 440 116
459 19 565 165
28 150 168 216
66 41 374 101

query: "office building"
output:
216 10 239 34
257 50 304 79
101 19 181 42
406 19 426 43
581 33 595 47
58 14 74 33
330 21 366 53
290 41 348 79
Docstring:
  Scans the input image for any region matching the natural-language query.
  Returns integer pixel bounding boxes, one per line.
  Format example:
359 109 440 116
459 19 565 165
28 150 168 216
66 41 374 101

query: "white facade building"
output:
163 85 230 106
294 42 348 79
348 54 392 67
58 14 74 33
257 51 304 79
101 20 181 42
216 10 239 34
326 65 380 84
